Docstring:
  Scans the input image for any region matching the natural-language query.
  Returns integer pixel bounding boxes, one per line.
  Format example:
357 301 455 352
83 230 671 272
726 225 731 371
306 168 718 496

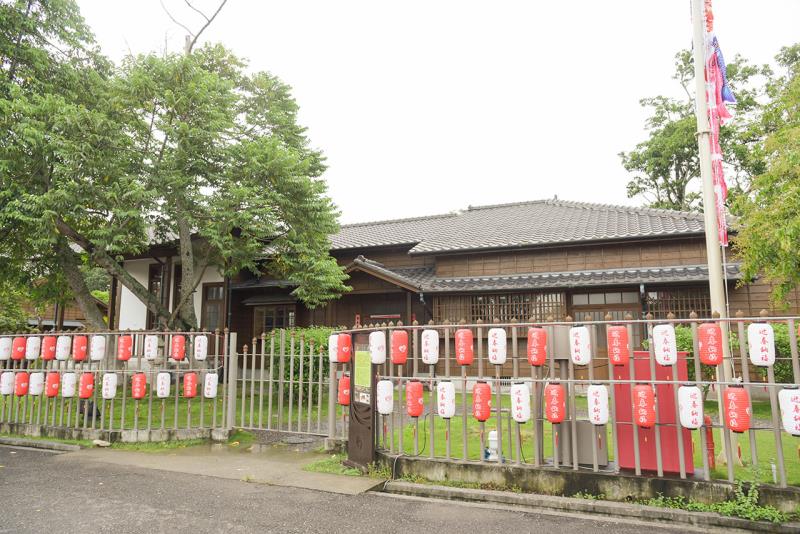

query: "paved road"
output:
0 446 687 534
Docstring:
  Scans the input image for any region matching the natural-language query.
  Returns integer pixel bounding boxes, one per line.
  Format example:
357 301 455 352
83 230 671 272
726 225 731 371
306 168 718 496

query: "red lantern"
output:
406 380 424 417
337 334 352 364
183 372 197 398
45 372 60 398
79 373 94 399
633 384 656 428
131 373 147 400
724 387 751 433
11 337 26 361
73 335 88 361
606 325 629 366
472 381 492 422
117 335 133 361
544 383 566 423
527 327 547 366
698 323 723 366
171 335 186 361
391 330 409 365
337 374 350 405
455 329 474 366
14 372 29 396
41 336 57 361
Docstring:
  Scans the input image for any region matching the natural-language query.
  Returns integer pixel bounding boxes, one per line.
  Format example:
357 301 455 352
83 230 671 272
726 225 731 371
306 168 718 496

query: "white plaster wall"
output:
117 259 151 330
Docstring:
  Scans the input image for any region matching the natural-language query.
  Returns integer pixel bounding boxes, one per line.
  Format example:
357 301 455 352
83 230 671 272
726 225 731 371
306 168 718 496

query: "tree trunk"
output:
55 240 107 330
176 213 198 328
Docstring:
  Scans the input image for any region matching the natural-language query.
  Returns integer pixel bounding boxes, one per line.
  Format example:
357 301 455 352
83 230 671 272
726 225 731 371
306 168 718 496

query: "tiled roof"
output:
331 199 708 253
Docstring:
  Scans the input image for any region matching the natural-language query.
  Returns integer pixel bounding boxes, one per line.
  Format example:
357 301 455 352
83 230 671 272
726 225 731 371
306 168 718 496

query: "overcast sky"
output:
78 1 800 224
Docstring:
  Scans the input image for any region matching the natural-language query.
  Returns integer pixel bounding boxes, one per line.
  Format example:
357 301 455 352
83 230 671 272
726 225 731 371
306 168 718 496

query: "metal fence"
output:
335 313 800 488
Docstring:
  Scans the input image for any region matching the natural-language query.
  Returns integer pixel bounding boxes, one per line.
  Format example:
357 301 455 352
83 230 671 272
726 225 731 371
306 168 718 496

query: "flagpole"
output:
691 0 735 471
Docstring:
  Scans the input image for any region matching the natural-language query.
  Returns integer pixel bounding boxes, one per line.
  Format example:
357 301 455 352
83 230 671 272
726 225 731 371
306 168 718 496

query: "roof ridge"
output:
340 211 459 229
465 198 702 219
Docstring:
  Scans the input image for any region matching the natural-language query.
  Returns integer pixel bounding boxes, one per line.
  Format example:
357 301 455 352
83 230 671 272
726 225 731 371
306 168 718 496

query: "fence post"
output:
328 360 337 439
225 332 238 430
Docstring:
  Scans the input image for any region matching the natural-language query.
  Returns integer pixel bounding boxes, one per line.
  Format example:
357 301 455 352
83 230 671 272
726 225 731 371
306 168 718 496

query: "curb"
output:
383 480 800 534
0 436 81 452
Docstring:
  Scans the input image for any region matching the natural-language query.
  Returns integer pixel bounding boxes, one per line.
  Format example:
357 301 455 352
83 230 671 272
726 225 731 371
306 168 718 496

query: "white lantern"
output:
62 373 77 398
653 324 678 366
368 331 386 364
0 337 11 360
778 388 800 436
90 335 106 361
0 372 13 395
678 385 703 429
25 336 41 360
421 329 439 365
328 334 339 363
29 372 45 396
376 379 394 415
437 381 456 419
156 372 171 398
194 335 208 361
569 326 592 365
204 373 218 398
488 328 507 365
55 335 71 361
748 323 776 367
510 383 531 423
587 384 609 425
144 335 159 360
102 373 118 400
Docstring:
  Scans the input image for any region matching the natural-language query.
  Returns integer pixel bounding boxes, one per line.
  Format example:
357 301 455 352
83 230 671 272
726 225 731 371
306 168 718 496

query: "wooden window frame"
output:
200 282 225 331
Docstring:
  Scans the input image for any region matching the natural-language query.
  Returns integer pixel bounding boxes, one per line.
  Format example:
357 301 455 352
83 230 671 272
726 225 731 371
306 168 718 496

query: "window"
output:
646 287 710 319
572 291 641 307
201 283 225 332
253 305 296 337
432 292 565 323
146 263 164 330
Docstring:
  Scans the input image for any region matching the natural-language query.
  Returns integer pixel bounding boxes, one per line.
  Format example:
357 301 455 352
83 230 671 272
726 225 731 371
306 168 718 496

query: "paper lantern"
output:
487 328 507 365
0 337 11 361
337 374 350 405
406 380 424 417
778 389 800 436
45 372 60 398
510 383 531 423
117 335 133 361
89 335 106 361
376 379 393 415
587 384 609 425
41 336 57 361
183 372 197 398
421 329 439 365
526 327 547 366
25 336 41 360
327 334 339 363
544 383 566 423
0 372 12 395
437 381 456 419
29 372 44 396
368 331 386 364
569 326 591 365
144 335 159 360
391 330 409 365
653 324 677 366
14 372 29 396
194 335 208 361
455 329 474 366
156 372 171 398
337 334 352 364
11 336 26 360
102 373 118 400
170 335 186 361
472 381 492 422
55 335 71 361
606 325 629 366
724 387 751 433
72 335 87 361
633 384 656 428
678 385 703 429
747 323 775 367
698 323 723 366
203 373 218 398
79 373 94 399
61 373 77 398
131 373 147 400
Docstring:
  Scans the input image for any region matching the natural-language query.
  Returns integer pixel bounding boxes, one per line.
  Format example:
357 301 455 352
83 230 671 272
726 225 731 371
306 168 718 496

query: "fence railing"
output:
333 312 800 488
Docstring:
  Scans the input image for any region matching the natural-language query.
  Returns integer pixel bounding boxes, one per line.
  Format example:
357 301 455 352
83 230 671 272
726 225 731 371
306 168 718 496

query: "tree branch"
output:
159 0 195 38
187 0 228 53
184 0 210 22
